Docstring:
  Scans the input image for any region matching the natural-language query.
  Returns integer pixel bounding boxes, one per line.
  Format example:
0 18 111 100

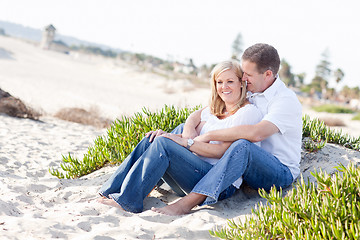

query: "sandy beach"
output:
1 36 360 239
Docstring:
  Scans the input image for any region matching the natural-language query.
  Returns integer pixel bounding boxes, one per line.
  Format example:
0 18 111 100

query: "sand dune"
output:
1 36 360 239
0 35 210 119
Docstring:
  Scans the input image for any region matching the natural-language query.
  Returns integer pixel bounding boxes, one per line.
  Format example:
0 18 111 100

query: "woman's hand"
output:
145 129 167 142
162 133 187 147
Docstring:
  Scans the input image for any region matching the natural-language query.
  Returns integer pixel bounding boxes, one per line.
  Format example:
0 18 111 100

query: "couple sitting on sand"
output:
97 43 302 215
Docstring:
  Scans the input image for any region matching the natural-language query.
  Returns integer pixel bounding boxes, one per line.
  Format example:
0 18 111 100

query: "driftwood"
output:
0 88 40 120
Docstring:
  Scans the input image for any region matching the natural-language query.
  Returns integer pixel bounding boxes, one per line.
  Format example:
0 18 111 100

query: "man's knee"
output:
228 139 251 152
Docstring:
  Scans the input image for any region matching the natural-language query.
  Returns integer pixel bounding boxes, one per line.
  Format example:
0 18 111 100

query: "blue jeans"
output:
192 139 294 205
98 125 236 213
99 124 293 212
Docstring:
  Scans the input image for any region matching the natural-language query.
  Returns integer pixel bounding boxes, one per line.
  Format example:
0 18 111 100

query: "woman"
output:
97 60 262 214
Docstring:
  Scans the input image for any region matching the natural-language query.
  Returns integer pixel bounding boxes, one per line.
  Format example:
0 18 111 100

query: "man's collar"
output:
248 76 283 100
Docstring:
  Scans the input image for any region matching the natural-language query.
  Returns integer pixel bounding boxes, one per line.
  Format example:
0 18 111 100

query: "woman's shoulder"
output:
201 106 211 121
233 103 263 123
238 102 261 114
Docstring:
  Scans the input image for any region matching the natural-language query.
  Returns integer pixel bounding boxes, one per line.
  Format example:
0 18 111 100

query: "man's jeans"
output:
99 124 293 212
192 138 294 205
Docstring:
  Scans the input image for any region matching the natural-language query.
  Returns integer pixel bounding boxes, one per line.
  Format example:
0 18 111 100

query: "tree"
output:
279 59 295 87
334 68 345 84
315 49 331 81
295 72 306 87
231 33 243 60
310 49 331 97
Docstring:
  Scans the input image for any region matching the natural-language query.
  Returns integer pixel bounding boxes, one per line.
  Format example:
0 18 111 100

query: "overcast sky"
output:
0 0 359 88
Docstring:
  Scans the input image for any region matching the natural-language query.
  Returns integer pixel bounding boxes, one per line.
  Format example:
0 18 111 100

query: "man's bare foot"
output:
151 201 190 216
96 197 125 210
151 192 206 216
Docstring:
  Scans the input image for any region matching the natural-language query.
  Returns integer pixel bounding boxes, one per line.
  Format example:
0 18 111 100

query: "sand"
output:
1 35 360 240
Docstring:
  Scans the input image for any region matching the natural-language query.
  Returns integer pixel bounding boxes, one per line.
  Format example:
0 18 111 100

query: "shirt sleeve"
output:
233 104 263 126
263 94 302 134
200 106 211 122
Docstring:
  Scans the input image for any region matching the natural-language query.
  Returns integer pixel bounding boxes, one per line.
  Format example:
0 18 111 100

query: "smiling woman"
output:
210 60 247 117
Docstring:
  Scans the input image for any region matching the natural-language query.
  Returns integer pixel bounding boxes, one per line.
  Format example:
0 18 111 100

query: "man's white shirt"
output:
248 78 302 179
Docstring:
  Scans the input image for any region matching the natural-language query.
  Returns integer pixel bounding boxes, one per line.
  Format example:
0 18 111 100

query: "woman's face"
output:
215 69 242 106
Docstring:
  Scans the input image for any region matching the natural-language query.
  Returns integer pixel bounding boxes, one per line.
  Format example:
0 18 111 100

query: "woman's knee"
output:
151 136 176 152
171 123 184 134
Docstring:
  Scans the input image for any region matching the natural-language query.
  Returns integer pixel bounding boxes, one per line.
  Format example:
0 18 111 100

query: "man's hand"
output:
145 129 167 142
193 132 210 143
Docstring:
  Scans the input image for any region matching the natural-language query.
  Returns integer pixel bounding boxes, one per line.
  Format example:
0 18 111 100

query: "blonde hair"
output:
209 60 246 117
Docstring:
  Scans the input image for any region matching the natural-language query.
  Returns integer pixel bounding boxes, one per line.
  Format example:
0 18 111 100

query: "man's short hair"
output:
242 43 280 75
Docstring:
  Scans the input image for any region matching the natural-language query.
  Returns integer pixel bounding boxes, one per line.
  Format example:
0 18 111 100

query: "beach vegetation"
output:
302 115 360 151
50 105 199 179
210 163 360 239
312 104 354 114
50 112 360 178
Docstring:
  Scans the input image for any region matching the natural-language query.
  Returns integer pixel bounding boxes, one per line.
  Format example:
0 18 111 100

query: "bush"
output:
352 113 360 121
312 104 354 114
50 105 200 179
54 107 111 128
302 115 360 152
210 163 360 239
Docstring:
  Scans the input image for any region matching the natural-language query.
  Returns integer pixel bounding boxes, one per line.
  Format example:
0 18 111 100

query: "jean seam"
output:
193 140 249 205
109 193 139 213
110 140 170 213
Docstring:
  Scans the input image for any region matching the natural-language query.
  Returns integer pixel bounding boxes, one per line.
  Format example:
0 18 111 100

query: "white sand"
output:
1 36 360 239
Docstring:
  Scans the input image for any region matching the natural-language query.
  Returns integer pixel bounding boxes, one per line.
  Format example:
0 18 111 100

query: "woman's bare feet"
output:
151 192 206 216
96 197 125 211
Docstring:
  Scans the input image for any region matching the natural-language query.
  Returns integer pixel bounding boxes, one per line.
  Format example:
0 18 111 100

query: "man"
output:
152 43 302 215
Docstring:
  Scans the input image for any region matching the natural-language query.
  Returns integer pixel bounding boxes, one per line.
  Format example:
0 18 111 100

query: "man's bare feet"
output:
96 197 125 211
151 192 206 216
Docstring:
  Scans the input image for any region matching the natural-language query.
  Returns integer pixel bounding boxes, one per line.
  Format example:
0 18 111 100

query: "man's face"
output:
241 60 267 93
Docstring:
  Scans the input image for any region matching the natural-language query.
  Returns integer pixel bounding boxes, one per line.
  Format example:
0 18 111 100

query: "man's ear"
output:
264 70 275 82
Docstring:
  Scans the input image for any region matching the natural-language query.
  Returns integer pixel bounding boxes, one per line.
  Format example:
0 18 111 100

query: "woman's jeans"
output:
98 124 293 213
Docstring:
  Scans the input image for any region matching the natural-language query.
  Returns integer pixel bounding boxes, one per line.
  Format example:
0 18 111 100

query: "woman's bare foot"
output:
96 197 125 211
151 192 206 216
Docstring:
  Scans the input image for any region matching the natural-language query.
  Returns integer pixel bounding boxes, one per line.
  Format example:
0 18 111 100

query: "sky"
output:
0 0 359 88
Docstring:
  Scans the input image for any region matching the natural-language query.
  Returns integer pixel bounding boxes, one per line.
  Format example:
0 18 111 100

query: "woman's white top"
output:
199 105 263 188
